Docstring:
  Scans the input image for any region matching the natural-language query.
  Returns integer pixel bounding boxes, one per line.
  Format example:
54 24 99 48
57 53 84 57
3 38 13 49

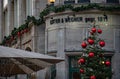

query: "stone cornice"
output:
43 3 120 19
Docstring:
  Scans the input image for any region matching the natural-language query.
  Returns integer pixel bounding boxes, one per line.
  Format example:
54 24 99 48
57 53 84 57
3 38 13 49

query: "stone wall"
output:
45 13 120 79
35 24 45 54
46 14 120 52
112 53 120 79
0 0 3 42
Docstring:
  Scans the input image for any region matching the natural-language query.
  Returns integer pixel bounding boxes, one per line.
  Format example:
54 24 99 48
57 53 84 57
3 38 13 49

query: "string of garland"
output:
0 16 41 46
1 3 120 46
40 3 120 16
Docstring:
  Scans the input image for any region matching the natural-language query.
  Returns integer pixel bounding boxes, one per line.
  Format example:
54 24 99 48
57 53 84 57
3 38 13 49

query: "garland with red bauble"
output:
78 58 85 64
90 75 96 79
17 32 21 37
80 69 84 73
81 42 87 48
79 24 112 79
89 52 95 58
88 38 94 45
99 40 105 47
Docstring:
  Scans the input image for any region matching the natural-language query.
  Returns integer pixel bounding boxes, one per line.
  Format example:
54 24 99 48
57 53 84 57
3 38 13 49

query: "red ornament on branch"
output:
21 30 24 34
91 27 96 33
90 75 96 79
78 58 85 64
105 61 111 66
17 32 21 37
89 52 95 58
88 39 94 45
97 29 102 34
99 41 105 47
78 24 111 79
80 69 84 73
24 29 28 33
81 42 87 48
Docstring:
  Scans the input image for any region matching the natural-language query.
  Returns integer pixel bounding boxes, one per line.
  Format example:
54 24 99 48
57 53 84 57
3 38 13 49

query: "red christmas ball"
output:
89 52 95 58
91 27 96 33
24 29 28 33
80 69 84 73
81 42 87 48
17 32 21 37
99 41 105 47
90 75 96 79
78 58 85 64
97 29 102 34
105 61 111 66
88 39 94 45
21 30 24 34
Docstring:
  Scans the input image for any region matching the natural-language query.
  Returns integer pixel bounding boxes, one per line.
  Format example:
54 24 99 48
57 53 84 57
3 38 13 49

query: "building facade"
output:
0 0 120 79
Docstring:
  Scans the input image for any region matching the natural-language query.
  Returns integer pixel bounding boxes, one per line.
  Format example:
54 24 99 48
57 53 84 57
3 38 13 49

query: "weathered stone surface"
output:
46 13 120 79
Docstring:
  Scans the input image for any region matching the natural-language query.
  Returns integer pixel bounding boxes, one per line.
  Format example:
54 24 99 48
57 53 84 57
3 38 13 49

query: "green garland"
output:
0 16 40 46
1 3 120 46
40 3 120 17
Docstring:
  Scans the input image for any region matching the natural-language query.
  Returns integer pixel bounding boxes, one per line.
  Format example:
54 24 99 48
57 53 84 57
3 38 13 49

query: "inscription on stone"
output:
50 16 108 25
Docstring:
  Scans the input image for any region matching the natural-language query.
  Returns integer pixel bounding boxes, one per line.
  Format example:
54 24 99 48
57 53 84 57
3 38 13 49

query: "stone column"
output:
0 0 3 42
17 0 26 26
28 0 34 51
8 0 14 34
8 0 11 34
13 0 20 27
31 0 46 53
56 26 68 79
31 0 37 53
17 0 21 27
32 0 48 17
14 0 17 27
45 29 48 54
114 29 120 53
32 0 36 16
31 0 36 52
112 53 120 79
26 0 32 16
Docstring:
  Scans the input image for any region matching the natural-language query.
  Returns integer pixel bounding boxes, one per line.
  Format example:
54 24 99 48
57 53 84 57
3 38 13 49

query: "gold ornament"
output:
101 61 105 64
99 61 105 64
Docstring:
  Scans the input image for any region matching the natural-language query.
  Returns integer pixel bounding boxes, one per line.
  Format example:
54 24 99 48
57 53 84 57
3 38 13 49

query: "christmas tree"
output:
78 24 112 79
